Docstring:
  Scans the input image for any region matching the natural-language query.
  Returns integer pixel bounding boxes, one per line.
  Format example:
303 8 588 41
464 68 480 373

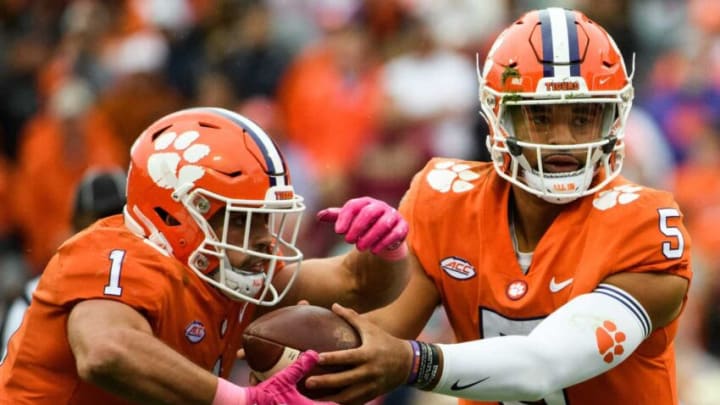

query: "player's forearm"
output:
340 247 409 312
425 285 650 401
76 327 217 404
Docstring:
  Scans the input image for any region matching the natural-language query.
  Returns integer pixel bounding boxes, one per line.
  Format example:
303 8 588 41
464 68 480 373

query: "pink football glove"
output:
317 197 408 260
247 350 324 405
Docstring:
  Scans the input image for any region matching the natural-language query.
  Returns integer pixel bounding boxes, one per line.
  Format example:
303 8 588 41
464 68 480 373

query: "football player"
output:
306 8 692 405
0 107 408 404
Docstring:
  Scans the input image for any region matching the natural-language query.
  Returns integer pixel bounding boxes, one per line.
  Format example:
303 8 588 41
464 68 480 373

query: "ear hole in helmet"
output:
150 125 173 141
217 170 243 178
155 207 181 226
199 121 220 129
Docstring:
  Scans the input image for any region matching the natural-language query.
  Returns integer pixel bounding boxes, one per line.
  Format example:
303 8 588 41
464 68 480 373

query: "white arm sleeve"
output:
432 284 651 401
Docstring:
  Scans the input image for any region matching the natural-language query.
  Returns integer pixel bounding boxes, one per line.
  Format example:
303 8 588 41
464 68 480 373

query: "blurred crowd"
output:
1 0 720 403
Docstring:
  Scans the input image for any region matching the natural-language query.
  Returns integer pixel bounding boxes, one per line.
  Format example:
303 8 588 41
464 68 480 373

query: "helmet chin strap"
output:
523 169 591 204
219 257 265 296
516 155 594 205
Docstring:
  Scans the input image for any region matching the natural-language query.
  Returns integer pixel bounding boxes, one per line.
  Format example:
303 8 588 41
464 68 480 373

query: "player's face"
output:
509 103 610 172
209 211 273 274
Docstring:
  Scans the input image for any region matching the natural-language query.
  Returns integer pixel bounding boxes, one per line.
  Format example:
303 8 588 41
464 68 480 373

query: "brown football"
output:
242 304 361 399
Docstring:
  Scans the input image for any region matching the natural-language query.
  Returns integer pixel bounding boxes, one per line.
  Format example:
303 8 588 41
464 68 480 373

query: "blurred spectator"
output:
620 107 675 190
195 69 238 107
0 7 54 161
640 0 720 164
0 151 25 318
410 0 507 52
1 166 127 361
219 0 293 100
643 84 720 164
0 153 15 251
267 0 362 55
278 12 383 208
97 0 170 79
11 77 124 274
162 4 211 100
379 15 478 160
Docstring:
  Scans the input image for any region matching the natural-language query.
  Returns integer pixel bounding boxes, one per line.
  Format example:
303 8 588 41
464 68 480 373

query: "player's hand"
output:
246 350 332 404
304 304 413 404
317 197 408 260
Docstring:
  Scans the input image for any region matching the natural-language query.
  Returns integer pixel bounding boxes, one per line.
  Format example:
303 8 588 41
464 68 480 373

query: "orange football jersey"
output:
399 158 693 405
0 215 256 405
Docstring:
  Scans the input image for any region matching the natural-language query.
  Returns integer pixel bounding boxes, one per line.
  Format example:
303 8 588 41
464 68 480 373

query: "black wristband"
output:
412 342 440 390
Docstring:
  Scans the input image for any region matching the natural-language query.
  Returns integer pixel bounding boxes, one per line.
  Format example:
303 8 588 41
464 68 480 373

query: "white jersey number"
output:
104 250 126 296
658 208 684 259
481 308 568 405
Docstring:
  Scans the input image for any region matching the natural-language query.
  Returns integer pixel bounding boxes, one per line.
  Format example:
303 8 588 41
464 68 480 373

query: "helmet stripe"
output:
208 108 288 187
540 8 581 79
564 9 581 76
539 9 554 78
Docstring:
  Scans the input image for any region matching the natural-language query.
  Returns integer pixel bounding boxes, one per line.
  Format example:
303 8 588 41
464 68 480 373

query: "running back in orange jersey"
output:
399 158 692 405
0 215 255 405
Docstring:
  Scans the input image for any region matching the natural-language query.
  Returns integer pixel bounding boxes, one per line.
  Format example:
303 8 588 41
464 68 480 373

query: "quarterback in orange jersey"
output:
0 108 409 405
306 8 693 405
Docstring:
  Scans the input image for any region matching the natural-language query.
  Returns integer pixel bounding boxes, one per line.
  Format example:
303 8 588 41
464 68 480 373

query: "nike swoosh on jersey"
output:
549 276 574 292
450 376 490 391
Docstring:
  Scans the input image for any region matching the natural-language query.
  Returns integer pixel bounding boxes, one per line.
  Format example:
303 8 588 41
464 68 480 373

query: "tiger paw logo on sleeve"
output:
595 320 626 363
426 160 481 193
147 130 211 189
592 184 642 211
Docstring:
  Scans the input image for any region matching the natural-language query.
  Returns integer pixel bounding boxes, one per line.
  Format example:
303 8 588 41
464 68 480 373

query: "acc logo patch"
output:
185 320 206 344
440 256 476 280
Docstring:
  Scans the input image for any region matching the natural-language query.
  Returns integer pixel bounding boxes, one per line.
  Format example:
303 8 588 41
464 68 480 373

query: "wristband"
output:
377 242 408 261
406 340 421 385
413 341 441 390
213 378 248 405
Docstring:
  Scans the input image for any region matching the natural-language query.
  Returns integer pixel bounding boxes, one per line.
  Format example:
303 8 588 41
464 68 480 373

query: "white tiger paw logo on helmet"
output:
426 160 480 193
592 184 643 211
147 130 211 189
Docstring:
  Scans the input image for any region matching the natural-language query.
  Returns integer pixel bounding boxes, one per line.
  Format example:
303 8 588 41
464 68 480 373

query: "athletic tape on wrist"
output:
213 378 248 405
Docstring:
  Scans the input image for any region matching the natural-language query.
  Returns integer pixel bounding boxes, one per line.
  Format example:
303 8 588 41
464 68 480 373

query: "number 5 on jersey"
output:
658 208 684 259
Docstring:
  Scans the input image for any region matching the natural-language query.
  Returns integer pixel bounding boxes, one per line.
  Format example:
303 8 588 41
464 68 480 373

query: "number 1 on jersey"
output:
104 250 126 296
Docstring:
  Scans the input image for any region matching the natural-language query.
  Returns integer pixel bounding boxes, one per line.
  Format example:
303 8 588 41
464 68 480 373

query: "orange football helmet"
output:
125 107 305 305
479 7 634 203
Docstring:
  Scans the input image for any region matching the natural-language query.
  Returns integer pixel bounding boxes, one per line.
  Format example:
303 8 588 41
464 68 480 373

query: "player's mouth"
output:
237 260 267 274
541 154 582 173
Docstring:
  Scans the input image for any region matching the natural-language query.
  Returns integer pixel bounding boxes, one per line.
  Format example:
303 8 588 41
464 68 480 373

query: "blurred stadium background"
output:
1 0 719 403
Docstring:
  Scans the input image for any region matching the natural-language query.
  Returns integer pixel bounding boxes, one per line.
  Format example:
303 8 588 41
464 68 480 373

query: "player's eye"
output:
571 104 601 127
230 213 269 228
525 106 552 127
234 216 249 229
